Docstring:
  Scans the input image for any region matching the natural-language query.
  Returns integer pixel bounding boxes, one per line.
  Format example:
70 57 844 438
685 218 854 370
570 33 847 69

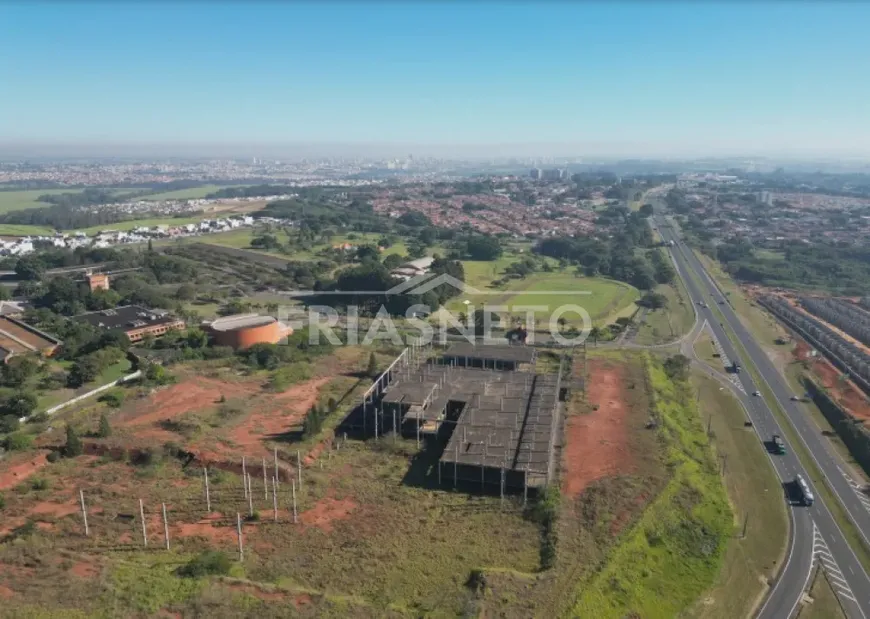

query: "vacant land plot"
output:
569 356 731 619
563 359 634 497
0 346 544 617
479 352 665 618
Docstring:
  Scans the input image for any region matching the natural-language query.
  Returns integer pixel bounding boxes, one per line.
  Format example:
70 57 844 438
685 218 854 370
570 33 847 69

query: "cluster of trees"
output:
534 209 664 291
715 238 870 295
204 184 299 200
310 253 465 317
462 235 503 261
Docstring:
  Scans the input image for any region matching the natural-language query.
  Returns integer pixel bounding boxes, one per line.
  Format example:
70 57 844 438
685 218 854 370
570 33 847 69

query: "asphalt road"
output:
655 215 870 619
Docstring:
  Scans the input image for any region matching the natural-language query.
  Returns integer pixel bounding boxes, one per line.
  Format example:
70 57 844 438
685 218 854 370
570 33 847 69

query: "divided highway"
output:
655 214 870 619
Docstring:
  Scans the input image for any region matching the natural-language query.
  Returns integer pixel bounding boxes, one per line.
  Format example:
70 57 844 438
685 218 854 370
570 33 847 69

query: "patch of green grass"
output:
74 216 210 235
634 259 694 345
684 372 789 619
571 358 731 619
139 185 248 202
801 567 847 618
0 224 57 236
693 329 726 375
107 557 205 613
447 271 639 327
0 189 85 214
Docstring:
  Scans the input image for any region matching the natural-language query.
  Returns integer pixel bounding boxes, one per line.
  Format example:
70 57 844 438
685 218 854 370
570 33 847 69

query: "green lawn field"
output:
139 185 248 201
74 216 211 235
0 224 57 236
446 270 639 327
0 187 141 215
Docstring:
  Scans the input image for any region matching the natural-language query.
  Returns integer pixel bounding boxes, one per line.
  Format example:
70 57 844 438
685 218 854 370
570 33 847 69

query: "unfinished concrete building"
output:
353 342 566 495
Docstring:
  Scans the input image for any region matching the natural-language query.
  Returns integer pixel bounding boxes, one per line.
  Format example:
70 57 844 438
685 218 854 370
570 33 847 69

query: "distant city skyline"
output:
2 2 870 158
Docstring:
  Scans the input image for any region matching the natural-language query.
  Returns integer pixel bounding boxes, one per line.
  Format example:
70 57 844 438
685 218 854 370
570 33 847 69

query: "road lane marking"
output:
812 521 863 614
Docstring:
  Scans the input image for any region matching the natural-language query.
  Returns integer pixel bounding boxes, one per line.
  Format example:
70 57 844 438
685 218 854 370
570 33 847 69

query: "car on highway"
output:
771 434 786 455
753 391 761 396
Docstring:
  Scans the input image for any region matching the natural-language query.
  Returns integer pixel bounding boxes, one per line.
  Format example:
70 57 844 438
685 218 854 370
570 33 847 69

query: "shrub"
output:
31 478 49 491
0 414 20 434
97 413 112 438
0 493 5 510
28 412 49 424
99 389 125 409
130 447 157 467
4 432 33 452
366 352 378 377
177 550 233 578
64 425 83 457
46 451 61 463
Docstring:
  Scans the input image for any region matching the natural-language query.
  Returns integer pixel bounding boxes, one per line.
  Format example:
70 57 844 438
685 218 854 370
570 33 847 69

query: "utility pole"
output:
162 503 170 550
242 456 248 499
237 513 243 561
139 498 147 547
203 467 211 513
79 489 89 537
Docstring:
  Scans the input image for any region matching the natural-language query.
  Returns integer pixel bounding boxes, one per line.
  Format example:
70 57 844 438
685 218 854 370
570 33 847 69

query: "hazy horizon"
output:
3 141 870 163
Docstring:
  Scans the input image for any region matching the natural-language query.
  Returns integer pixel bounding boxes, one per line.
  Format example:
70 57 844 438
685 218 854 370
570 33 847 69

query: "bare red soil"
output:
0 451 49 491
300 496 357 532
562 360 633 498
69 560 99 579
0 585 13 600
794 341 870 421
225 583 288 602
216 377 331 460
114 376 260 444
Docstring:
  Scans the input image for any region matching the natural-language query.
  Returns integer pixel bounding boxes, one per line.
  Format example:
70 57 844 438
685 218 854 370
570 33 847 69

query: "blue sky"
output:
1 2 869 156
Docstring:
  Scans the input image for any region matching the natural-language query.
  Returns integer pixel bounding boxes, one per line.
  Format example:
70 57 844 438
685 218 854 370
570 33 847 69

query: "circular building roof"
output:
208 313 277 332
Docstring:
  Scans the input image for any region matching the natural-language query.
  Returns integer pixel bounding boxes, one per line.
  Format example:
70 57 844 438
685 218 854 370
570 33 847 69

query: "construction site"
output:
346 341 577 495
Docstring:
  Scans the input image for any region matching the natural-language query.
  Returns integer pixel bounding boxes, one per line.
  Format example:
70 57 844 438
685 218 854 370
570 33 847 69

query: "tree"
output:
638 292 668 310
638 203 654 217
184 328 209 349
465 236 503 261
4 391 38 418
0 414 20 433
589 326 603 346
67 355 103 388
382 254 404 270
15 256 45 281
97 412 111 438
176 283 197 301
367 352 378 378
397 211 432 227
0 356 41 388
65 424 83 457
663 354 691 382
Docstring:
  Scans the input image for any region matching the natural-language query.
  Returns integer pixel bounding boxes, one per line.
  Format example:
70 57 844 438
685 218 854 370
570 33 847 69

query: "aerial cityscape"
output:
2 2 870 618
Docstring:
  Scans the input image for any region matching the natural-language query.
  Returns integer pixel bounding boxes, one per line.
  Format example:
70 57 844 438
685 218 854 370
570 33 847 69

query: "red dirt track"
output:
562 360 633 497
